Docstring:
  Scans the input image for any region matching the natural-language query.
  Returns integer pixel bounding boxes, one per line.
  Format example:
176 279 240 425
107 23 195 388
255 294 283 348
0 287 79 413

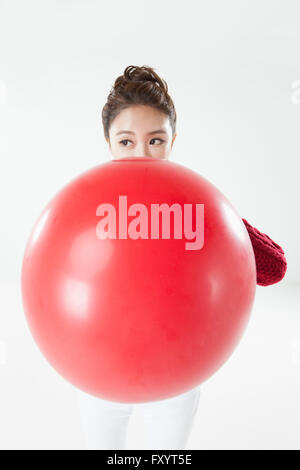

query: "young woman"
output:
76 65 287 450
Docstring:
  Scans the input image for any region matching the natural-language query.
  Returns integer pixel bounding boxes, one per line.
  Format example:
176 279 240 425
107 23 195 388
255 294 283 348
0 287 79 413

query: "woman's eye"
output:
119 138 165 146
150 138 165 145
119 139 131 146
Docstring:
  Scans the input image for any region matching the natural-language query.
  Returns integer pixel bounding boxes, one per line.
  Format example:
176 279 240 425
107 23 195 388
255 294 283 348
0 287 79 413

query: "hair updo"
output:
102 65 177 141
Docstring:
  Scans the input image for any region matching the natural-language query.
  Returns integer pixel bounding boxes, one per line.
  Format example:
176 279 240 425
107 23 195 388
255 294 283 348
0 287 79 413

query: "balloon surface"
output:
21 157 256 403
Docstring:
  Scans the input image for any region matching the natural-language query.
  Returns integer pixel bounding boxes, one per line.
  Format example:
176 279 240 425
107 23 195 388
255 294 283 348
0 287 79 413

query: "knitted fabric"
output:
242 218 287 286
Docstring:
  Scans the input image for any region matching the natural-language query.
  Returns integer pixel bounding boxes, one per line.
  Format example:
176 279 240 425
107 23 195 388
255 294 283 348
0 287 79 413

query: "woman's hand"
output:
242 218 287 286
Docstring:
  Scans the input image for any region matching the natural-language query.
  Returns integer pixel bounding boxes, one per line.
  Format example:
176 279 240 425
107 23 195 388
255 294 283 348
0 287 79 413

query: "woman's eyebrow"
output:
115 129 167 136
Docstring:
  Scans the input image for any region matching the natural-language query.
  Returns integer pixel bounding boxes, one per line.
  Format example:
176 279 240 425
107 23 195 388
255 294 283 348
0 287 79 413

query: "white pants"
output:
76 385 201 450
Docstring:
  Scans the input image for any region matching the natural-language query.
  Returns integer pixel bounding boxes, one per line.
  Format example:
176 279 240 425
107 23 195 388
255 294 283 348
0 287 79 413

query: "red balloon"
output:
21 157 256 403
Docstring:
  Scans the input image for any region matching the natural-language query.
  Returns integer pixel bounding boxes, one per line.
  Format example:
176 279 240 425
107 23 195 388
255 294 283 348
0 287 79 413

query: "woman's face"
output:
106 104 177 160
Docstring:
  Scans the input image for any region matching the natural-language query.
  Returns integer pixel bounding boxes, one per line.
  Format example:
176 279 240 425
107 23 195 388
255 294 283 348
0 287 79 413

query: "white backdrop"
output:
0 0 299 450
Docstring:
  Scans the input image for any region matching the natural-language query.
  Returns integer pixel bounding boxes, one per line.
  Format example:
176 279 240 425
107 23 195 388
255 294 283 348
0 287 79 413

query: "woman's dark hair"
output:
102 65 177 141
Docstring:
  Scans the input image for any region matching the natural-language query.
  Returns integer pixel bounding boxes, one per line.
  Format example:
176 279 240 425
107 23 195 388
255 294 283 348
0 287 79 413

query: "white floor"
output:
0 280 299 450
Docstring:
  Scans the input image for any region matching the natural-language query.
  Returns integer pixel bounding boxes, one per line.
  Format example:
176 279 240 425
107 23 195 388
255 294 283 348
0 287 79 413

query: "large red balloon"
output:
21 157 256 403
